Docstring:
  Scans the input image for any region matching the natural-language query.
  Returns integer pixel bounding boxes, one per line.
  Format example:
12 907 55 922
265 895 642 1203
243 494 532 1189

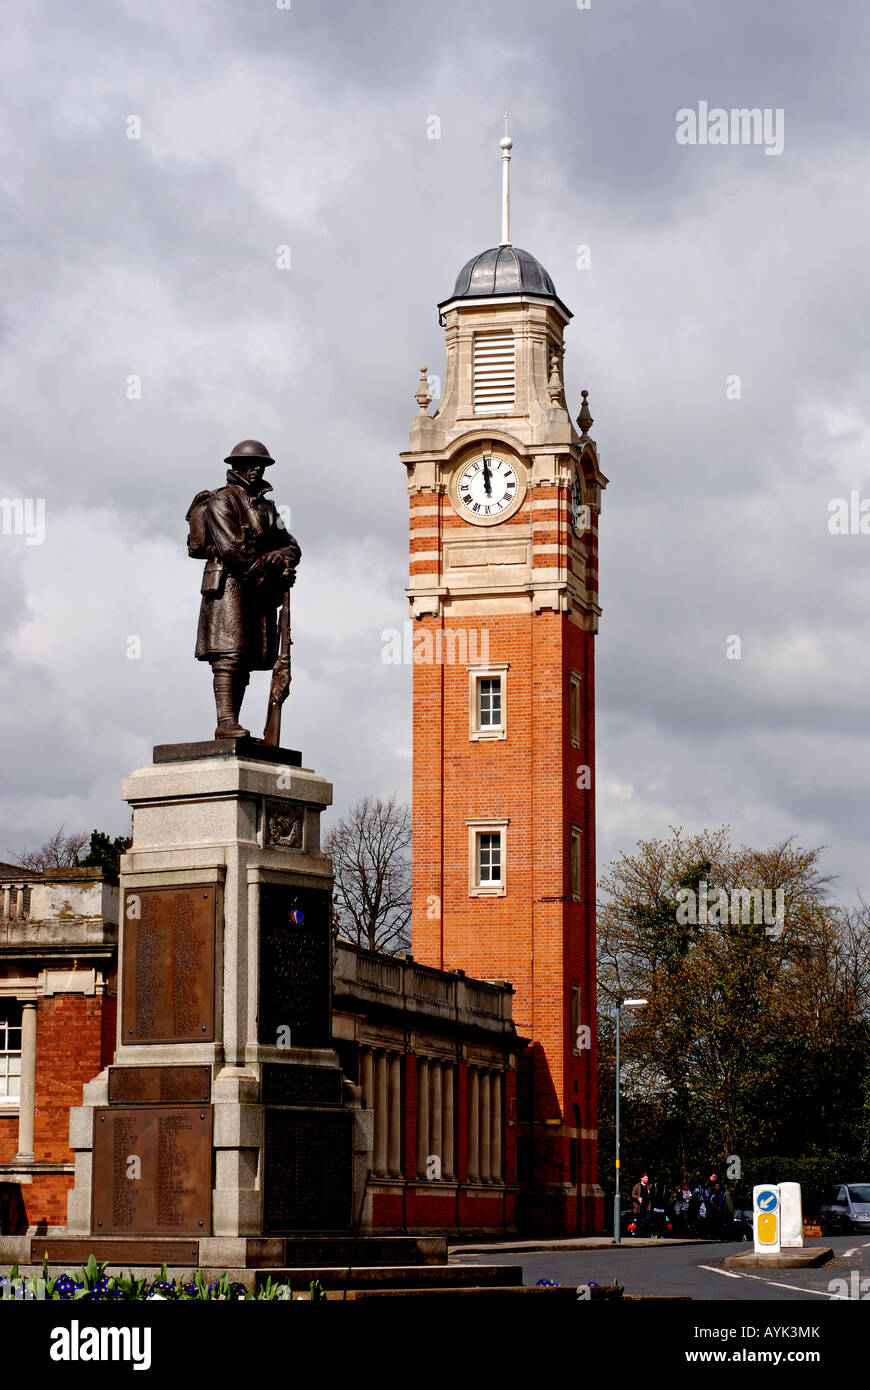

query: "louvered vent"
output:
473 333 515 414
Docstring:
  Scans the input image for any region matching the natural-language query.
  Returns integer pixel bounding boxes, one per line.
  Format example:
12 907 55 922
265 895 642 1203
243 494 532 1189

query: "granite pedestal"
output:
63 741 371 1269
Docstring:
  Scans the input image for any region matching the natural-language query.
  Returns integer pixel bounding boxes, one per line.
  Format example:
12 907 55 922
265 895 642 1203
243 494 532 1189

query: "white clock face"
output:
456 454 518 519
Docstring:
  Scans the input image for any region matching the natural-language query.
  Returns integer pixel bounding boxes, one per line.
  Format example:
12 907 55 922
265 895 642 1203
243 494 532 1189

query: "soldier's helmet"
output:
224 439 275 466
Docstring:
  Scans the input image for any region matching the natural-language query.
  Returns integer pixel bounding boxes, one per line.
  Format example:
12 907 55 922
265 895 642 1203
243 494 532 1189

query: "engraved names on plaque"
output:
262 1110 353 1233
108 1065 211 1105
258 884 332 1048
122 886 215 1043
92 1106 212 1236
261 1063 343 1106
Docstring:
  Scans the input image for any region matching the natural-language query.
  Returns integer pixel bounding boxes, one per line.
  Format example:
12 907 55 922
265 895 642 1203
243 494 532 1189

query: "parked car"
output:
819 1183 870 1235
617 1207 636 1236
617 1206 673 1237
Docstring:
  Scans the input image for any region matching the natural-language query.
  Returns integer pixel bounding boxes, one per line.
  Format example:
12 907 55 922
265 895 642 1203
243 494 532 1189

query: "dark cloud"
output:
1 0 868 899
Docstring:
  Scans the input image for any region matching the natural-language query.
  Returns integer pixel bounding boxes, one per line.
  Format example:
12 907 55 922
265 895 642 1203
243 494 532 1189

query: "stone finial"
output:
577 388 593 437
547 352 564 405
415 365 432 414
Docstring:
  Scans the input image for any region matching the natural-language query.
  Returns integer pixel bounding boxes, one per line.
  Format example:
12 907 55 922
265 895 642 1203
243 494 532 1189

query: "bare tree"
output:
324 795 411 955
11 824 89 871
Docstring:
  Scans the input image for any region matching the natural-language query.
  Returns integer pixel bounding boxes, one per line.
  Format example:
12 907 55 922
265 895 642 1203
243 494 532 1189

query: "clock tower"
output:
403 135 607 1233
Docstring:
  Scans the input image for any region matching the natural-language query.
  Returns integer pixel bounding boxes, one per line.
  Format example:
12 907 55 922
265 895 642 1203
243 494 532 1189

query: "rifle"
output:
263 585 292 746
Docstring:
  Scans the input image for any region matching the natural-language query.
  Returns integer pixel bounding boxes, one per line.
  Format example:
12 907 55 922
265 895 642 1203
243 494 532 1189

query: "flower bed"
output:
1 1255 325 1301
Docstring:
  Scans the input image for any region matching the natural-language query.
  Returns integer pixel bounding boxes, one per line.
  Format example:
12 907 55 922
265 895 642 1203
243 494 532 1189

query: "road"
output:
450 1234 870 1300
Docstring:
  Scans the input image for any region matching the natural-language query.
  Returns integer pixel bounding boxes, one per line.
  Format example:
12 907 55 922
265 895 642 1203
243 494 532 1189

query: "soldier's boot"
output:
213 672 249 739
232 672 251 734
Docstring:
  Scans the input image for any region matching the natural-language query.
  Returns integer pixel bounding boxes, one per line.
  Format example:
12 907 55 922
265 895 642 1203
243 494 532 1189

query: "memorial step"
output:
0 1233 449 1274
253 1263 523 1290
280 1236 446 1267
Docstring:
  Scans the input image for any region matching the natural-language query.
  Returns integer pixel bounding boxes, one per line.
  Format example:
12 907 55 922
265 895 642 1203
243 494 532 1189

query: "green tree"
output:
598 827 869 1185
81 829 132 883
11 825 132 883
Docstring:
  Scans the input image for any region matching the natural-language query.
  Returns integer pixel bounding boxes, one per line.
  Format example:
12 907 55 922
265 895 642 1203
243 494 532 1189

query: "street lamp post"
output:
613 997 648 1246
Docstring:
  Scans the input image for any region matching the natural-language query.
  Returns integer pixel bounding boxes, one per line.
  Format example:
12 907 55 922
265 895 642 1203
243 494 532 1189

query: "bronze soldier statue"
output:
187 440 300 740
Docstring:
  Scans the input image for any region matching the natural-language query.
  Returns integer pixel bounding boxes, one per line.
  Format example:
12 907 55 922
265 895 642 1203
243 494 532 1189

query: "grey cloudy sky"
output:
2 0 869 901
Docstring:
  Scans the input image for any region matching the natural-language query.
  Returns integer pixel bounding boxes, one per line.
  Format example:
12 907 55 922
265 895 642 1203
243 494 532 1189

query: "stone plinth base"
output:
65 743 369 1245
0 1234 447 1278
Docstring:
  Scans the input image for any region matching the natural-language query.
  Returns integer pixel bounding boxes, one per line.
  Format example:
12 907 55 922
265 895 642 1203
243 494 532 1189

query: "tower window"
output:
472 333 515 415
0 1003 22 1102
479 678 501 727
569 672 581 746
571 985 582 1054
469 662 509 741
571 826 582 901
478 833 501 884
467 819 509 897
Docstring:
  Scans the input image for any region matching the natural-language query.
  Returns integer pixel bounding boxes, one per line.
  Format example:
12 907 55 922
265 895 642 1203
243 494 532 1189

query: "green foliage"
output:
738 1153 857 1216
112 1269 149 1300
598 828 870 1194
81 829 132 883
2 1258 301 1301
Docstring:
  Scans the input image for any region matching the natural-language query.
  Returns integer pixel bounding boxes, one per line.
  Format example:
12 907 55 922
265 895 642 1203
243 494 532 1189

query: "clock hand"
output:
482 457 492 496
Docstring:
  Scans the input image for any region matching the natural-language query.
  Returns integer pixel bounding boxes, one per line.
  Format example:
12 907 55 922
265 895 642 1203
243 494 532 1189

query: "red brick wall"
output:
21 1175 72 1230
0 1115 17 1164
35 994 106 1163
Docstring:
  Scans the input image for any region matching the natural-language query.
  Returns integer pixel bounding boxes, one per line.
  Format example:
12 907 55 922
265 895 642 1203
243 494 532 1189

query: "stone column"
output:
491 1071 502 1182
416 1057 429 1178
361 1047 373 1110
479 1071 491 1183
388 1053 402 1177
443 1066 455 1180
375 1050 388 1176
15 1000 37 1162
429 1062 442 1179
2 885 10 917
467 1067 479 1182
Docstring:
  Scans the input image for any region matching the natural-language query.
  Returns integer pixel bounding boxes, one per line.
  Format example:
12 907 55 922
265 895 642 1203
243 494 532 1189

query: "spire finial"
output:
415 365 432 415
547 351 564 405
577 388 593 437
500 115 512 248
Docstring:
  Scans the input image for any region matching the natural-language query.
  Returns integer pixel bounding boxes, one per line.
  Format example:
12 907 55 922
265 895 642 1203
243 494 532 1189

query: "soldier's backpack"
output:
186 490 214 558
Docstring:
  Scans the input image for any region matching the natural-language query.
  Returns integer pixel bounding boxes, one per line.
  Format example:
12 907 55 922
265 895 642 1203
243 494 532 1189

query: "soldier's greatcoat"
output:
195 472 301 668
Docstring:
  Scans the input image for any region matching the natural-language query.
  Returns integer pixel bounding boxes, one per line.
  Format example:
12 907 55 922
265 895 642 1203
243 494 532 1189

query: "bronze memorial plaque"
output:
108 1065 212 1105
92 1105 212 1236
261 1063 343 1106
38 1239 200 1266
262 1109 353 1233
122 885 215 1043
258 884 332 1048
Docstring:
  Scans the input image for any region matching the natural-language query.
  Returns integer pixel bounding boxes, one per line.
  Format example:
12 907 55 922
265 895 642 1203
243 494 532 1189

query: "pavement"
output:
449 1235 709 1254
449 1233 870 1300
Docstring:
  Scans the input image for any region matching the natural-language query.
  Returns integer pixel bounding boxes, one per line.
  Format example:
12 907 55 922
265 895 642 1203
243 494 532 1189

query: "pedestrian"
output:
674 1181 693 1236
651 1178 669 1238
631 1172 653 1237
692 1179 709 1238
723 1183 736 1240
707 1181 725 1241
